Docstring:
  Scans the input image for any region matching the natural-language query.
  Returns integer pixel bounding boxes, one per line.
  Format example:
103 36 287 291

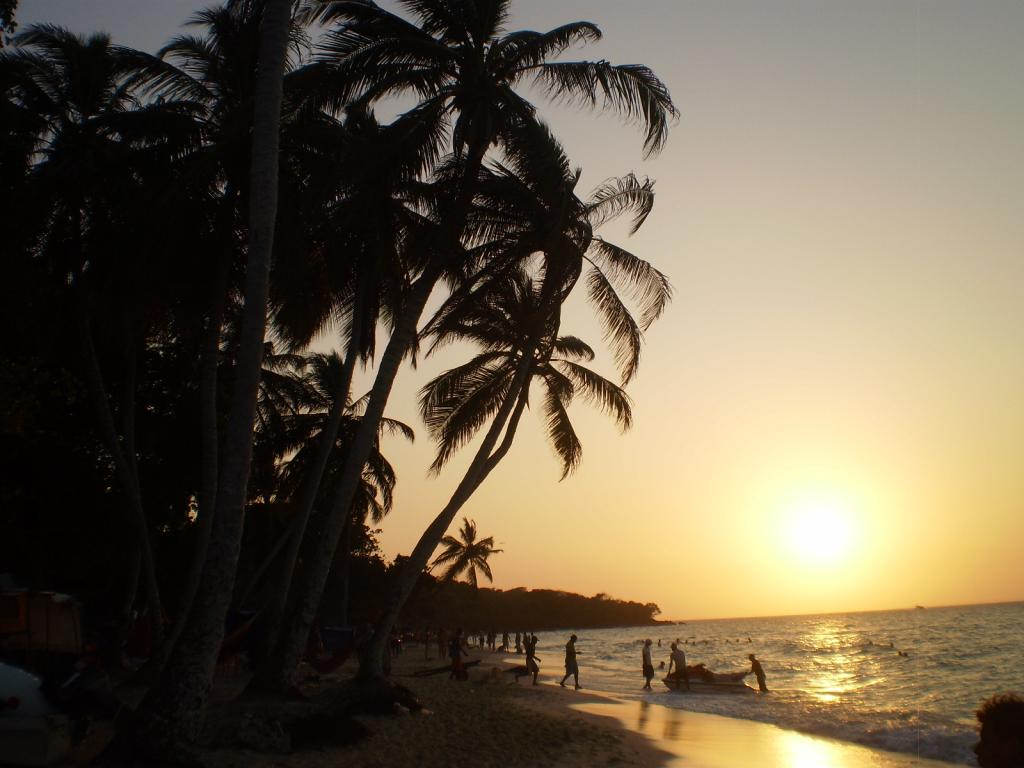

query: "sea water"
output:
526 602 1023 766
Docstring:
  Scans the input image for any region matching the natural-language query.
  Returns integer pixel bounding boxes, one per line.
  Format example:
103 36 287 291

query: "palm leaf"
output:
524 61 677 158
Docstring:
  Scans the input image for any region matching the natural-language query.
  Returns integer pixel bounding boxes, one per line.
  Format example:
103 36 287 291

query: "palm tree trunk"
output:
247 297 364 688
158 248 231 667
120 1 292 759
76 300 165 653
359 361 533 679
257 133 493 692
339 520 353 626
259 264 441 692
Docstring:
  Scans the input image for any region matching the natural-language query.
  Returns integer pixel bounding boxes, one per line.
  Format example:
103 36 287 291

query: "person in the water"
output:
749 653 768 692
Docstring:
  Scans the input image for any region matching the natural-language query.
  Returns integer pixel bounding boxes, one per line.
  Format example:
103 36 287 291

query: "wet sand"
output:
569 697 965 768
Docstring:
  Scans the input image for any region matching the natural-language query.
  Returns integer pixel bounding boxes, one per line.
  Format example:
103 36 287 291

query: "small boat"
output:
663 666 756 694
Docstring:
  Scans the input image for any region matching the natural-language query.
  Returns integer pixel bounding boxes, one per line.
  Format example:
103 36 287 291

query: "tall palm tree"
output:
124 0 314 658
250 104 442 683
357 119 669 676
271 0 677 689
359 270 634 677
430 518 502 588
124 0 296 760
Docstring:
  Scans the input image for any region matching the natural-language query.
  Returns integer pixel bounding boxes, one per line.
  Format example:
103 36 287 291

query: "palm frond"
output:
541 376 583 479
552 335 595 361
586 173 654 234
553 359 633 431
525 61 677 158
585 266 643 383
587 238 672 330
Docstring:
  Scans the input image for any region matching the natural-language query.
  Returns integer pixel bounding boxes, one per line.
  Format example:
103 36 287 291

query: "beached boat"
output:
663 666 756 694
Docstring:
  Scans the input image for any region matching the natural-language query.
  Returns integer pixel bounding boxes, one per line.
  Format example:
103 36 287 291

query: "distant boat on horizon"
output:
915 605 926 610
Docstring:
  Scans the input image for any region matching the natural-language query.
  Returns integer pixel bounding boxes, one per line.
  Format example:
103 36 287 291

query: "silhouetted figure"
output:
501 631 510 652
974 693 1024 768
525 634 540 685
657 639 662 647
642 639 655 690
668 642 689 690
515 632 522 654
749 653 768 692
559 634 581 689
449 628 468 680
437 627 447 659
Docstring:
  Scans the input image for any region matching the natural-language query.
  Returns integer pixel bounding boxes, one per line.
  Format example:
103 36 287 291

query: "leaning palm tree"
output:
237 351 414 616
359 270 633 677
250 105 442 685
271 0 677 689
430 518 502 588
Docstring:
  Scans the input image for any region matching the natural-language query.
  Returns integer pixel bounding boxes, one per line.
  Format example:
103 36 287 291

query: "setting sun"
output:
782 493 857 565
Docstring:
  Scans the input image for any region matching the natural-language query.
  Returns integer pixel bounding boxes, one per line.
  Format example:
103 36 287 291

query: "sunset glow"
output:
781 493 858 566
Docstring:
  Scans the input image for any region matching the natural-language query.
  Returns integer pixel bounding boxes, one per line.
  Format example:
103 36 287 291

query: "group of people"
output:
642 638 767 692
446 628 541 683
444 630 769 693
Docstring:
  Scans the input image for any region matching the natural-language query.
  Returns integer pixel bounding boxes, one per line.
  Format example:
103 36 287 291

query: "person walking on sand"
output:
525 634 541 685
668 642 690 690
560 634 581 689
749 653 768 692
642 639 655 690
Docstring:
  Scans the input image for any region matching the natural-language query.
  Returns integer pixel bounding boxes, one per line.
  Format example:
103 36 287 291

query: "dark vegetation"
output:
1 0 676 761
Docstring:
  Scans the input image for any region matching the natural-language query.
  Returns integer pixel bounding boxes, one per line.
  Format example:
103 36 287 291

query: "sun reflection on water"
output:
803 620 859 703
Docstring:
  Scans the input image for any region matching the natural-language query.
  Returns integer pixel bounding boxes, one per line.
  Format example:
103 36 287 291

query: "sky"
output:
18 0 1024 620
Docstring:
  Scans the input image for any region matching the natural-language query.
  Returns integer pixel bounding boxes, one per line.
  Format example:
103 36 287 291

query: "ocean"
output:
525 601 1023 765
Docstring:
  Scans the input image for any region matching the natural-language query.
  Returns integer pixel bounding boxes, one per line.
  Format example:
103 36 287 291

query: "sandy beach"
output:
191 646 967 768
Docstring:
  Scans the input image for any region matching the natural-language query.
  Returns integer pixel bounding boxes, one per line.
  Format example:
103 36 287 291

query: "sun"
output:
782 493 857 565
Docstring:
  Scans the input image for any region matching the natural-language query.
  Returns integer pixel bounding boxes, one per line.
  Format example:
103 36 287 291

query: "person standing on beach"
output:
525 634 541 685
974 693 1024 768
749 653 768 692
642 639 655 690
560 634 581 689
668 642 689 690
449 628 468 680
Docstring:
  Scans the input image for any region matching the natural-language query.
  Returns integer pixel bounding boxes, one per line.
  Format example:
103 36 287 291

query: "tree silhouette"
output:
430 518 503 588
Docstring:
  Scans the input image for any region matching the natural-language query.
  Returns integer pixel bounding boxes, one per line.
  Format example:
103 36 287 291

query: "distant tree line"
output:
315 546 662 631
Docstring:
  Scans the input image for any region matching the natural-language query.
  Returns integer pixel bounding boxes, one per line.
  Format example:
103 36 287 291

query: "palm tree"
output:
250 104 441 684
123 0 314 657
124 0 296 759
236 351 414 615
271 0 678 690
359 269 634 677
430 518 502 588
443 118 672 386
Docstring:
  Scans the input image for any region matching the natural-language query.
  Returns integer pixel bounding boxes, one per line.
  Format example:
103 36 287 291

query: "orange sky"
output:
25 0 1024 619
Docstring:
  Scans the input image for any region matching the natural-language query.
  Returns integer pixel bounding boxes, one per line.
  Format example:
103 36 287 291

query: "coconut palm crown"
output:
430 517 502 587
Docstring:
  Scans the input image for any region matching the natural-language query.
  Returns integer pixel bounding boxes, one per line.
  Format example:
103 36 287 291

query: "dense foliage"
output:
1 0 675 756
